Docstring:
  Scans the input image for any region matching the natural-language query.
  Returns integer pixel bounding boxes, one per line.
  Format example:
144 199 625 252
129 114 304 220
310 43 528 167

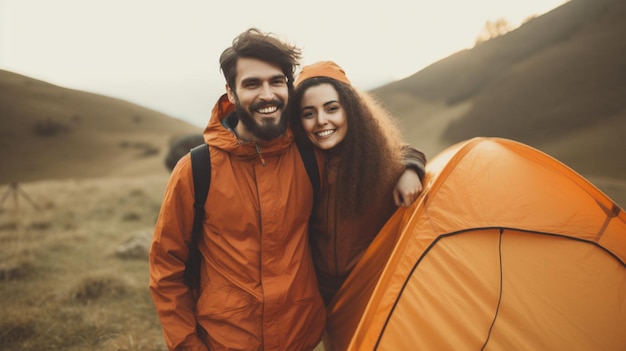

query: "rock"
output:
115 230 152 260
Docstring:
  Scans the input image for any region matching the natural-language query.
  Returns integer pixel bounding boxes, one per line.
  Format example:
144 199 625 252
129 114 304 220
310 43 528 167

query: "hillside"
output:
371 0 625 206
0 70 201 184
0 0 624 207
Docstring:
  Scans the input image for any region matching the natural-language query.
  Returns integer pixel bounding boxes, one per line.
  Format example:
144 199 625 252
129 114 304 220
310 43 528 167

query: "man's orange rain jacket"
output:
149 94 326 351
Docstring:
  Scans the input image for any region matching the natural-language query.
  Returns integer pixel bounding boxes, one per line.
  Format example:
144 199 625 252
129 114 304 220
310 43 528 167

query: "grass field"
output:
0 175 169 351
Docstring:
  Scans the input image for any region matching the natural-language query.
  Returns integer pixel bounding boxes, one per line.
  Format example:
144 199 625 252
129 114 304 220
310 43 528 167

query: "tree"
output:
475 18 513 45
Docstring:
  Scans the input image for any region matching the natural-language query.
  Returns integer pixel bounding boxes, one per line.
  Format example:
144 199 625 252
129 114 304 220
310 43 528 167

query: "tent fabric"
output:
325 137 626 351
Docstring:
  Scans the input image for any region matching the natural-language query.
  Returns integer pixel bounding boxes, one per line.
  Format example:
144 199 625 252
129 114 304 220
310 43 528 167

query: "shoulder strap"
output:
295 140 320 197
191 143 211 216
184 143 210 289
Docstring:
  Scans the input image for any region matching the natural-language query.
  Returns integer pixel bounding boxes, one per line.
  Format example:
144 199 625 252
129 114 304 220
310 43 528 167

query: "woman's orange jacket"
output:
149 94 326 351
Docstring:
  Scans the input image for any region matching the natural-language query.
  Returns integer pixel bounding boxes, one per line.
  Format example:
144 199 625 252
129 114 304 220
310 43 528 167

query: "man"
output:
149 28 326 351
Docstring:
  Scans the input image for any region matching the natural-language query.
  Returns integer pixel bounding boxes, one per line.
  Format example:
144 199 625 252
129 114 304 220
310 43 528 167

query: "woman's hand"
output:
393 168 423 207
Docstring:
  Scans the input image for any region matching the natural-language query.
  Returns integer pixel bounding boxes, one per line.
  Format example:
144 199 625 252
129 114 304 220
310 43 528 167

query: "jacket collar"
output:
203 94 294 160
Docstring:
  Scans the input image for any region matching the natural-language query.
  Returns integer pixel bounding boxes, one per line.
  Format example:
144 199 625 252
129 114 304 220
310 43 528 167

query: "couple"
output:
149 28 426 351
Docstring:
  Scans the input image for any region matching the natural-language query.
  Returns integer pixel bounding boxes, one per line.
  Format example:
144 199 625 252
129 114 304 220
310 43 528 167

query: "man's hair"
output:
220 28 302 91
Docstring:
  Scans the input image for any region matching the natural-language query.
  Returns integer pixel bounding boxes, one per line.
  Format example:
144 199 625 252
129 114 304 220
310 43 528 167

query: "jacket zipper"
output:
252 159 266 342
255 144 267 167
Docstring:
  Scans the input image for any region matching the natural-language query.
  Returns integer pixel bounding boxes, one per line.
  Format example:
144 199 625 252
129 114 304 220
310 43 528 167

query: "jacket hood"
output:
203 94 295 160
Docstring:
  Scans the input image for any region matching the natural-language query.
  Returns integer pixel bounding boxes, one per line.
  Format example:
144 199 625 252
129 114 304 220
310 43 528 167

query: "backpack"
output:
183 141 320 289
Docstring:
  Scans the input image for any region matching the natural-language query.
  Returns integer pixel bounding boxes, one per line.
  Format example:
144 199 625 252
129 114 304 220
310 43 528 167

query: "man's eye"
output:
272 78 287 86
243 82 259 89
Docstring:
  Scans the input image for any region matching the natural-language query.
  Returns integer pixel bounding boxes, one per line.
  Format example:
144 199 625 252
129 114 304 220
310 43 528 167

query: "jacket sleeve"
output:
401 144 427 181
149 155 209 351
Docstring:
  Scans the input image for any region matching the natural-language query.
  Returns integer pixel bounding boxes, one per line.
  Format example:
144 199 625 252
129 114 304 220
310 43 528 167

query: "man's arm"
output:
401 145 426 180
149 157 209 351
393 145 427 207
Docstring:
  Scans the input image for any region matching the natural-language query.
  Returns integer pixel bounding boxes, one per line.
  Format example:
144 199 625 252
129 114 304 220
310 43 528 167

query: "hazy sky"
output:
1 0 566 127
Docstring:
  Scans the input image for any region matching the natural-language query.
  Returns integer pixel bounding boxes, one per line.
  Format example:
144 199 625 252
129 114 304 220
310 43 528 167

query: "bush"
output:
69 274 129 303
33 118 70 137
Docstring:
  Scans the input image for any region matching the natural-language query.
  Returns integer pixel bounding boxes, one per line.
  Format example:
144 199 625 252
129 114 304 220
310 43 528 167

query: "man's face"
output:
226 57 290 142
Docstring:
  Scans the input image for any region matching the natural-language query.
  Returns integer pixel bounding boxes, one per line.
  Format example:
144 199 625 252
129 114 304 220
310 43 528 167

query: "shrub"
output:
69 274 129 303
33 118 70 137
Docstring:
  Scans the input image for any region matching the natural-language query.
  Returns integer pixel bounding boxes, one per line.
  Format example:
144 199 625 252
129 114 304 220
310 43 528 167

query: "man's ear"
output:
226 84 236 104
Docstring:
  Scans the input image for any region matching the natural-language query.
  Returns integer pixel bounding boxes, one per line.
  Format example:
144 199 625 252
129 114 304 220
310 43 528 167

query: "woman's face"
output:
299 83 348 150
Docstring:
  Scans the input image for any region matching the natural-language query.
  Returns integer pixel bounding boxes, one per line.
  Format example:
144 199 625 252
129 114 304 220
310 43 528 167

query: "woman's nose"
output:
316 113 329 125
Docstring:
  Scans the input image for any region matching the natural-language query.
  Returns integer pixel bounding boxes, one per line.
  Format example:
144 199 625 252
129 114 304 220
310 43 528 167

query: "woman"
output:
292 61 427 305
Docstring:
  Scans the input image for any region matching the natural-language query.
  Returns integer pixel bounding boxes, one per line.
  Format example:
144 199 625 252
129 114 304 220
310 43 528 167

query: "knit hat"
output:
294 61 351 87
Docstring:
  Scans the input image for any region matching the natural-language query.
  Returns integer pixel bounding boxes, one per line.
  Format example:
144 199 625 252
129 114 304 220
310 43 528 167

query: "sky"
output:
1 0 567 127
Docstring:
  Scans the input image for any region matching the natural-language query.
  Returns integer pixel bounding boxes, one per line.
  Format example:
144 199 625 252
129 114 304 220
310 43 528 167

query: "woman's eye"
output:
301 110 316 119
327 105 340 113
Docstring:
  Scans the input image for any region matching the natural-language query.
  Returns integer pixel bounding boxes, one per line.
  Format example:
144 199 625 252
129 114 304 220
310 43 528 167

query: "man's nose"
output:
259 82 274 99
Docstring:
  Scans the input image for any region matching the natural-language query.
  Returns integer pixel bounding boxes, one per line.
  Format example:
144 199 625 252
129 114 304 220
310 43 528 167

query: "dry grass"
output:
0 175 169 351
0 176 331 351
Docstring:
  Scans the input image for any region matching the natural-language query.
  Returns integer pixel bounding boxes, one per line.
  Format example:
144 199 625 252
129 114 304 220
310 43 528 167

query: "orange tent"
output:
326 137 626 351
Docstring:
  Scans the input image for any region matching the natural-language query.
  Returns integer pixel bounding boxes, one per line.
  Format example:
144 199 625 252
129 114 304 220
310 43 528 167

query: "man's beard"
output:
236 99 288 141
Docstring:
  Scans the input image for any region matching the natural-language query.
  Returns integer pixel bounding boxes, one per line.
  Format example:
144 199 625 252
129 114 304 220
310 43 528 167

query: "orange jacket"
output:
149 94 326 351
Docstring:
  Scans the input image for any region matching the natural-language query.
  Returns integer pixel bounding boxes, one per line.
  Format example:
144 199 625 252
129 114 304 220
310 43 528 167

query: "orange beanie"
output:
294 61 351 87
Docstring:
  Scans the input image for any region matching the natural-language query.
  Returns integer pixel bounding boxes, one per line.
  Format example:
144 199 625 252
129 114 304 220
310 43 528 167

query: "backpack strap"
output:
184 143 210 289
296 140 320 198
